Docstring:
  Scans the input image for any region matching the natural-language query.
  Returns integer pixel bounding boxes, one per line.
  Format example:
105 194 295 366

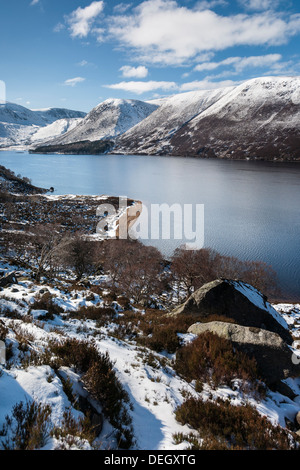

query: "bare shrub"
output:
175 396 297 450
175 332 259 389
52 409 96 449
70 305 115 325
24 224 70 281
31 292 64 317
0 400 52 450
49 338 134 449
62 233 97 281
96 239 164 304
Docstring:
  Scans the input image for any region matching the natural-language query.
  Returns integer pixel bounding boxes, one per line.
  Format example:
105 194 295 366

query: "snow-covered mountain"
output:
115 76 300 160
3 76 300 160
44 98 159 145
0 102 86 149
114 77 300 160
169 76 300 160
30 118 83 144
115 87 235 155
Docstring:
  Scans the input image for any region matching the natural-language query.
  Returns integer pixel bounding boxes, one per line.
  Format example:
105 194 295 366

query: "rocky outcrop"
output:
0 272 18 288
187 321 298 385
171 279 292 344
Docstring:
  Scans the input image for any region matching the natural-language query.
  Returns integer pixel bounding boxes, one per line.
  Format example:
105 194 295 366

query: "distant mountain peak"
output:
0 102 86 149
44 97 158 146
2 76 300 161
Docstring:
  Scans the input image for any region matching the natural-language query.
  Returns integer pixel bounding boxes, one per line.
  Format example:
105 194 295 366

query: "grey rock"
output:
187 321 299 385
0 272 18 288
39 288 49 294
188 321 285 349
171 279 292 344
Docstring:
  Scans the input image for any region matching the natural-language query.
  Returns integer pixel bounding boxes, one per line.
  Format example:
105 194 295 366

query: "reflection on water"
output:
0 151 299 299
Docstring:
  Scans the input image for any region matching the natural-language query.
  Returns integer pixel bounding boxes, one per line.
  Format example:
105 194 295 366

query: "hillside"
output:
115 87 235 155
115 76 300 160
2 76 300 160
169 77 300 160
44 98 159 145
0 255 299 450
0 102 86 149
30 76 300 161
0 164 48 195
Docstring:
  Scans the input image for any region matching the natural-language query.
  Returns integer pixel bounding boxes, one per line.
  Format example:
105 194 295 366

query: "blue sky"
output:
1 0 300 112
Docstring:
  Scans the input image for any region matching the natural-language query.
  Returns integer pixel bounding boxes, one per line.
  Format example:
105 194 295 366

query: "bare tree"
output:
62 232 96 281
26 224 70 282
170 247 279 301
95 239 164 304
170 247 219 301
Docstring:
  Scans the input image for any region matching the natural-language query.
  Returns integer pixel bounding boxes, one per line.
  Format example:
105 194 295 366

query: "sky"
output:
1 0 300 112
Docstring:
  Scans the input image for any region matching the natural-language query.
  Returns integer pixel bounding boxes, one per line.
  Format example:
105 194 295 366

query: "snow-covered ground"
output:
274 303 300 338
0 260 299 450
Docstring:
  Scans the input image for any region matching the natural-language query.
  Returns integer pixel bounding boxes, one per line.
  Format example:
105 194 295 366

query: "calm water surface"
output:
1 151 299 300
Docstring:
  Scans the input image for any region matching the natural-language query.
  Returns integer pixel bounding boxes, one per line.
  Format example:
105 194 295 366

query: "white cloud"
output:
30 0 39 5
108 0 300 65
64 77 86 87
104 80 177 94
113 3 133 14
195 0 228 10
66 1 104 38
53 23 65 33
179 79 240 91
194 53 282 73
239 0 279 11
120 65 149 78
104 77 240 95
78 60 89 67
0 81 6 103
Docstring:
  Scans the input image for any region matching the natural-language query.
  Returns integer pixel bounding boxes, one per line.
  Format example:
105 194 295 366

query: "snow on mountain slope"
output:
114 76 300 160
45 98 159 146
0 102 86 149
0 102 85 127
170 76 300 160
32 107 86 124
115 87 235 155
30 118 83 143
3 76 300 159
0 102 48 127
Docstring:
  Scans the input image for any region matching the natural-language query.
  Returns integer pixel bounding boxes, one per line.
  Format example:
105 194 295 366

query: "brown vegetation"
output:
175 331 259 389
48 338 133 448
175 396 298 450
171 246 279 301
0 400 52 450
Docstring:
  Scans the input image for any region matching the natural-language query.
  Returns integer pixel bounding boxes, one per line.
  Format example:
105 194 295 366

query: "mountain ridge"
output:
115 76 300 160
44 98 159 146
2 76 300 161
0 102 86 149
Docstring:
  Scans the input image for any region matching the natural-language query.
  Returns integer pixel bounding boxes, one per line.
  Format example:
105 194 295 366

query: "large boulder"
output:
0 272 18 288
187 321 299 385
171 279 292 344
